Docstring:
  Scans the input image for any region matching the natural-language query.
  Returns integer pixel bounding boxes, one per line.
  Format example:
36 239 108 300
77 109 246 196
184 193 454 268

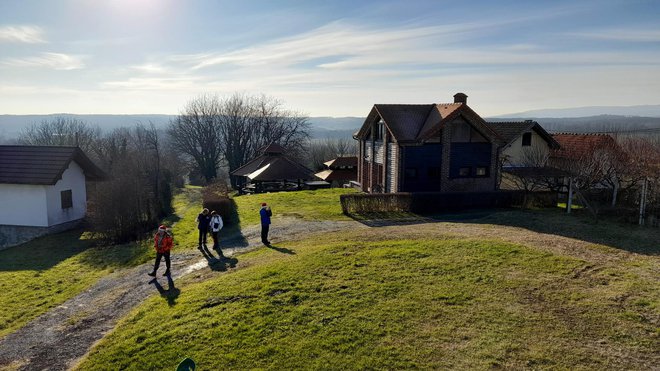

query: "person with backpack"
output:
260 202 272 245
197 208 211 248
148 224 173 277
209 210 224 253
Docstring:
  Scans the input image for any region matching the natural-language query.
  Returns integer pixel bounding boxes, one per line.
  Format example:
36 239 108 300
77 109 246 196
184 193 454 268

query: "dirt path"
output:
0 218 358 371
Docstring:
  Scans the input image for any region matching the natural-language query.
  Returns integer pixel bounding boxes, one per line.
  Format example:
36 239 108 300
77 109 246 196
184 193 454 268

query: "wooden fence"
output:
340 191 557 215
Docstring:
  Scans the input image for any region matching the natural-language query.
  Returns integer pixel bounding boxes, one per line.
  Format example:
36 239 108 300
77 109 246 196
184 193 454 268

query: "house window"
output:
458 167 471 177
428 167 441 179
61 190 73 209
475 167 488 177
522 132 532 146
405 168 418 179
374 121 384 141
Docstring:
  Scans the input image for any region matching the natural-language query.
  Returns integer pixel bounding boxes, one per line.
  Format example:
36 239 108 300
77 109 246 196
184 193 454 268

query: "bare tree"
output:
307 137 358 170
167 95 224 182
18 117 101 154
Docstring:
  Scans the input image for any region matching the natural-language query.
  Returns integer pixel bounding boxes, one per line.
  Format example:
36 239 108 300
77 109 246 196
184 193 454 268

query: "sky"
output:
0 0 659 117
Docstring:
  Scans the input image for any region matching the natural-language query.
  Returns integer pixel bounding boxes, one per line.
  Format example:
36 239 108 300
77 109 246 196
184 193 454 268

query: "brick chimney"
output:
453 92 467 104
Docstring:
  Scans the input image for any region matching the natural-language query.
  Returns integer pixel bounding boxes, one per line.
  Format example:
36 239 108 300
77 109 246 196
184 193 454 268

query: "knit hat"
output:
158 225 167 231
261 203 267 207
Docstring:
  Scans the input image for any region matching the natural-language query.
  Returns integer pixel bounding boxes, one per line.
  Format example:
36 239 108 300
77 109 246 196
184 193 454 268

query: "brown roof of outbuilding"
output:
258 142 286 154
323 156 358 168
314 168 357 181
0 145 106 185
551 133 617 159
244 156 316 182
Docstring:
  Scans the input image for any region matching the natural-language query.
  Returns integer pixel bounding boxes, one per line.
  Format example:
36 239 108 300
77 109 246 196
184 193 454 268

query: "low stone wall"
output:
0 219 83 251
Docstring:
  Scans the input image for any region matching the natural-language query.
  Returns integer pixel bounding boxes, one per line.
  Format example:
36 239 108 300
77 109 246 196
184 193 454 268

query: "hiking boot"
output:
163 270 171 277
147 271 156 277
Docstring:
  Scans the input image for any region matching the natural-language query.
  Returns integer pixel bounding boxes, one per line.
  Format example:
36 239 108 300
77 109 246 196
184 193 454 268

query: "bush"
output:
202 182 237 225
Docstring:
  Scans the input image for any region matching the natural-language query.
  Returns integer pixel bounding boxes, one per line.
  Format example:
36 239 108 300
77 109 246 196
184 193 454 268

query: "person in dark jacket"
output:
260 202 272 245
197 208 211 248
148 225 173 277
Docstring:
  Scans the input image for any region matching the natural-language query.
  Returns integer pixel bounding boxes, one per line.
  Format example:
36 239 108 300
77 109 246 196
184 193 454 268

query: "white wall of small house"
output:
45 161 87 226
502 131 550 167
0 184 49 226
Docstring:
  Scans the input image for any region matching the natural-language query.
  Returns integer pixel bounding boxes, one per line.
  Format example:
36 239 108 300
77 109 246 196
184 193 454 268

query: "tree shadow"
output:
199 245 238 272
0 229 96 272
150 275 180 307
347 210 496 228
265 244 296 255
462 208 660 256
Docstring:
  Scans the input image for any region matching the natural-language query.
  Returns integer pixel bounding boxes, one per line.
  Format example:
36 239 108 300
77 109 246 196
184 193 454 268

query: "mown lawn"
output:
77 226 659 370
0 188 201 338
233 188 357 227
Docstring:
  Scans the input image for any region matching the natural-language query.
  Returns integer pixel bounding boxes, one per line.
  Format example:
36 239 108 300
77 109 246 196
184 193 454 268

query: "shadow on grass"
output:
150 275 180 307
198 245 238 272
348 208 660 256
266 244 296 255
0 229 94 272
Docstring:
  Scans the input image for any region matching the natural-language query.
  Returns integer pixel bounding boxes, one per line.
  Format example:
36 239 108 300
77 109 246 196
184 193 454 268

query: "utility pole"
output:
567 177 574 214
639 178 648 226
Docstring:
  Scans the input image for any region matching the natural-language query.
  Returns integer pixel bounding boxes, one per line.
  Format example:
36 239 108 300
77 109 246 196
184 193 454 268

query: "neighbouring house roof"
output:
314 168 357 182
551 133 617 160
0 145 106 185
355 101 503 144
487 121 560 149
323 156 358 168
231 143 316 181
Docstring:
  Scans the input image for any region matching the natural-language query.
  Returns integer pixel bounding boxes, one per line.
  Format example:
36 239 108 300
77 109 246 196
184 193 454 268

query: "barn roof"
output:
0 145 106 185
314 168 357 182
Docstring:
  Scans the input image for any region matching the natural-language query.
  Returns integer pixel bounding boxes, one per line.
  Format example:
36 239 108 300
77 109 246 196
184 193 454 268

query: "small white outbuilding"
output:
0 145 106 249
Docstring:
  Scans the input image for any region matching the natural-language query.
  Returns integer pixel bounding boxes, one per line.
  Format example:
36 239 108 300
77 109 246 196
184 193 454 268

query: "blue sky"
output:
1 0 659 116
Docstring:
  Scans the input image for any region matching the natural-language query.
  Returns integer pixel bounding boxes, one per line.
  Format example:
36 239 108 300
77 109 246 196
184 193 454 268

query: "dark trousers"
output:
211 231 220 249
198 228 208 245
153 251 171 272
261 223 270 244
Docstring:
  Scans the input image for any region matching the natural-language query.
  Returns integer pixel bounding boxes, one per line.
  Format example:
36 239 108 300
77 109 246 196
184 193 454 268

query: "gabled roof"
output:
487 121 560 149
551 133 617 160
0 145 106 185
355 100 503 144
323 156 358 168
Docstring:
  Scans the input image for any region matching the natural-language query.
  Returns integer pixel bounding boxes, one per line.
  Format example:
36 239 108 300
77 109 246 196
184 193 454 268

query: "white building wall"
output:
0 184 48 226
45 161 87 226
502 131 550 166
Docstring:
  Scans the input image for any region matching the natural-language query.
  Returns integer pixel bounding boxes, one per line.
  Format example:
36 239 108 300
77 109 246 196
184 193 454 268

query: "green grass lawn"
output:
77 226 659 370
0 188 202 338
233 188 357 227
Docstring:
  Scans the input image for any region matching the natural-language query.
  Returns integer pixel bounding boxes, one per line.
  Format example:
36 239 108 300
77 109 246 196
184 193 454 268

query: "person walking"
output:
148 225 173 277
260 202 272 245
197 208 211 248
209 210 224 252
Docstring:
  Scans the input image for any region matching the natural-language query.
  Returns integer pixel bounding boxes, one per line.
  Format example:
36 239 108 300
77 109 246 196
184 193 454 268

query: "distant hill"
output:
495 105 660 119
0 114 365 142
488 115 660 133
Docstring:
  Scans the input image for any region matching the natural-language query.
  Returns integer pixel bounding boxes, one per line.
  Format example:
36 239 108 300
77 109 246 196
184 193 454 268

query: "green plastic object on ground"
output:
176 357 196 371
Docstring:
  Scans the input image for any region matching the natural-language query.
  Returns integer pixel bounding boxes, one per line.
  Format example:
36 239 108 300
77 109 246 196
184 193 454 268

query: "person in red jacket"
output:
148 224 173 277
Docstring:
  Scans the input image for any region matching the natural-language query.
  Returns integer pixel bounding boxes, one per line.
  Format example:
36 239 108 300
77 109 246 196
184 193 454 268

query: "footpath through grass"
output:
77 225 659 370
0 188 201 338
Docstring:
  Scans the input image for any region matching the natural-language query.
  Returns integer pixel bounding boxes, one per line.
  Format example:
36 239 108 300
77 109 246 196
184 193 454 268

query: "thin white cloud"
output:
0 25 46 43
2 52 86 70
570 28 660 42
130 63 168 74
102 76 202 90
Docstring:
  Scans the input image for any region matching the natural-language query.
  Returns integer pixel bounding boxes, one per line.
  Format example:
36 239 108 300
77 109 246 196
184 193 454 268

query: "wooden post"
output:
567 177 574 214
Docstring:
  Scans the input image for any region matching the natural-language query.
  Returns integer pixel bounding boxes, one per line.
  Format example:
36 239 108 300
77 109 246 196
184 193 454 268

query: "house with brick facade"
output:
354 93 559 193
